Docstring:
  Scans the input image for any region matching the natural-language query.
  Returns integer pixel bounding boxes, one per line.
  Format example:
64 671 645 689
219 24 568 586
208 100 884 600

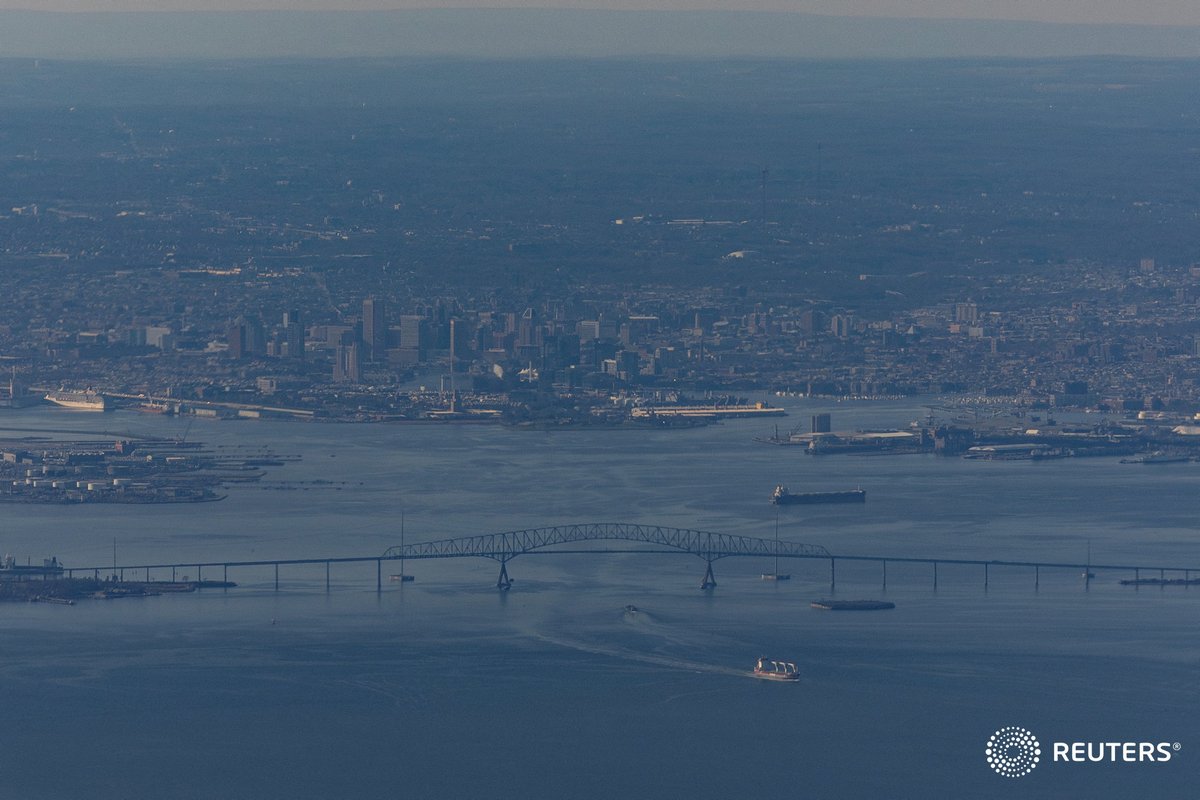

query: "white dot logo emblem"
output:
986 726 1041 778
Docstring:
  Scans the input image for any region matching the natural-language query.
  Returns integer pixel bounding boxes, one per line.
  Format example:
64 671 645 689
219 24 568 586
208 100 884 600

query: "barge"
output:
811 599 895 611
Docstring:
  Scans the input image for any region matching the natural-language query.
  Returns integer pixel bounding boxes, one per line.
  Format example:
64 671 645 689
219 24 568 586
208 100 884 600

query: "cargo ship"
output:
752 657 800 681
1119 452 1191 464
630 402 786 420
0 555 65 579
0 377 41 408
770 485 865 505
45 389 109 411
810 599 895 611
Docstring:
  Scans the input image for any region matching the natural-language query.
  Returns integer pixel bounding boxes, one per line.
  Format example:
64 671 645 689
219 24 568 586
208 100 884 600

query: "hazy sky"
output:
2 1 1200 27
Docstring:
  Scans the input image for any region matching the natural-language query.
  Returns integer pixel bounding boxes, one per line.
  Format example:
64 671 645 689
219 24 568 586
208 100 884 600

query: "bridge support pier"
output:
497 561 512 591
700 560 716 590
830 557 836 589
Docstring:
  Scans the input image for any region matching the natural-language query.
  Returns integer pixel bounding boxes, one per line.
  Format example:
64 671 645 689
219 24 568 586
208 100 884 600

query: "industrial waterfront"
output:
1 398 1198 799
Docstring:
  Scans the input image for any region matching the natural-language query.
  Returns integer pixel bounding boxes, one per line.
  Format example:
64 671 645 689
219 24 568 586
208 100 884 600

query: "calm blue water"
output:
0 400 1196 799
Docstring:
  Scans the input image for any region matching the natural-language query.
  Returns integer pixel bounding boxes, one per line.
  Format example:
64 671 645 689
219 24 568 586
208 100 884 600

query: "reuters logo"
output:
986 726 1041 778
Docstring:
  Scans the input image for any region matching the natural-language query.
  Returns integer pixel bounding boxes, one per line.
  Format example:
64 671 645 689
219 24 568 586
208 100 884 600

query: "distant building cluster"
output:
3 255 1200 421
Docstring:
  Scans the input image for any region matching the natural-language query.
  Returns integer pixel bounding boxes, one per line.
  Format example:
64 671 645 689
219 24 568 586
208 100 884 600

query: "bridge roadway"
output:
62 522 1200 591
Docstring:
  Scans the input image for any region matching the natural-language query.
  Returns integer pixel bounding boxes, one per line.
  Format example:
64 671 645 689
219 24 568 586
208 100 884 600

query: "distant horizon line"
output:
2 8 1197 61
0 7 1193 31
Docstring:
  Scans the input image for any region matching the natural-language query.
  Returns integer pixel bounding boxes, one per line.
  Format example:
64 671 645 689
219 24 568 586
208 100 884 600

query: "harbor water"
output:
0 399 1197 799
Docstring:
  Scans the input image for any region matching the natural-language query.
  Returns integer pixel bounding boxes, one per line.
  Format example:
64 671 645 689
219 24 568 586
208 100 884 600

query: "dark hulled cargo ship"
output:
770 485 866 505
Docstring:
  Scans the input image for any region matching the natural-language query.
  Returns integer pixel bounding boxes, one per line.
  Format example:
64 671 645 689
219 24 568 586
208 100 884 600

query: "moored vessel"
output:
0 554 65 579
45 389 109 411
1120 451 1190 464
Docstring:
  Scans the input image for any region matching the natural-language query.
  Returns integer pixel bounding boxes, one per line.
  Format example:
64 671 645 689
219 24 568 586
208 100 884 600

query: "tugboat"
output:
752 657 800 681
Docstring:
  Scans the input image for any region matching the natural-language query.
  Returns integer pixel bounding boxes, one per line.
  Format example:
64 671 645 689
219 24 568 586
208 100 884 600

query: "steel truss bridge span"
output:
58 520 1200 593
381 522 830 589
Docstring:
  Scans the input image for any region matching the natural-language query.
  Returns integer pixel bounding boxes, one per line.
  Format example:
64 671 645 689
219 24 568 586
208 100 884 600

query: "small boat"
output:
752 657 800 681
623 604 640 613
388 574 415 582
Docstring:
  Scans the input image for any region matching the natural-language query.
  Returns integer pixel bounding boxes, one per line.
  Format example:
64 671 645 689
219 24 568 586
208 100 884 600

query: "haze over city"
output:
2 2 1199 799
3 6 1200 59
2 1 1200 26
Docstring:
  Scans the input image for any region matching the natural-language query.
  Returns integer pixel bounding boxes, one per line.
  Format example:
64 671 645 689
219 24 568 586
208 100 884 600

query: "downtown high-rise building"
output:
363 297 387 361
282 309 304 360
334 342 361 383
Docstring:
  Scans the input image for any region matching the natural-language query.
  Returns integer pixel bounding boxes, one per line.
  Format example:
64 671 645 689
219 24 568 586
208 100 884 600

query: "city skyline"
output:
1 7 1197 798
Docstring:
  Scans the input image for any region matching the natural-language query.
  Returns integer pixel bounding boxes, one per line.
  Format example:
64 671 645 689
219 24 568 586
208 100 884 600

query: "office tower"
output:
363 297 386 361
283 309 304 360
334 343 361 383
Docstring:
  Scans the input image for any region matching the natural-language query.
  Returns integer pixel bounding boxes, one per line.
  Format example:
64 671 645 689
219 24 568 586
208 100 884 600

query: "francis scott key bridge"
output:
62 521 1200 592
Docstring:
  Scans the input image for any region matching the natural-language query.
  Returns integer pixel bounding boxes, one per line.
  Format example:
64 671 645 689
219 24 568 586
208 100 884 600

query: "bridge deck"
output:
60 522 1198 583
63 553 1200 575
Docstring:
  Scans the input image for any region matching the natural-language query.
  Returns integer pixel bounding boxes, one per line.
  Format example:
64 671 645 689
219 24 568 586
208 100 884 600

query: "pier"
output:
54 522 1200 594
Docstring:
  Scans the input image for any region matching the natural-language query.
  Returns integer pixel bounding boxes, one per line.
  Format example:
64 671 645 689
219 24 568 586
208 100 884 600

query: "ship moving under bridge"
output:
58 521 1200 592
